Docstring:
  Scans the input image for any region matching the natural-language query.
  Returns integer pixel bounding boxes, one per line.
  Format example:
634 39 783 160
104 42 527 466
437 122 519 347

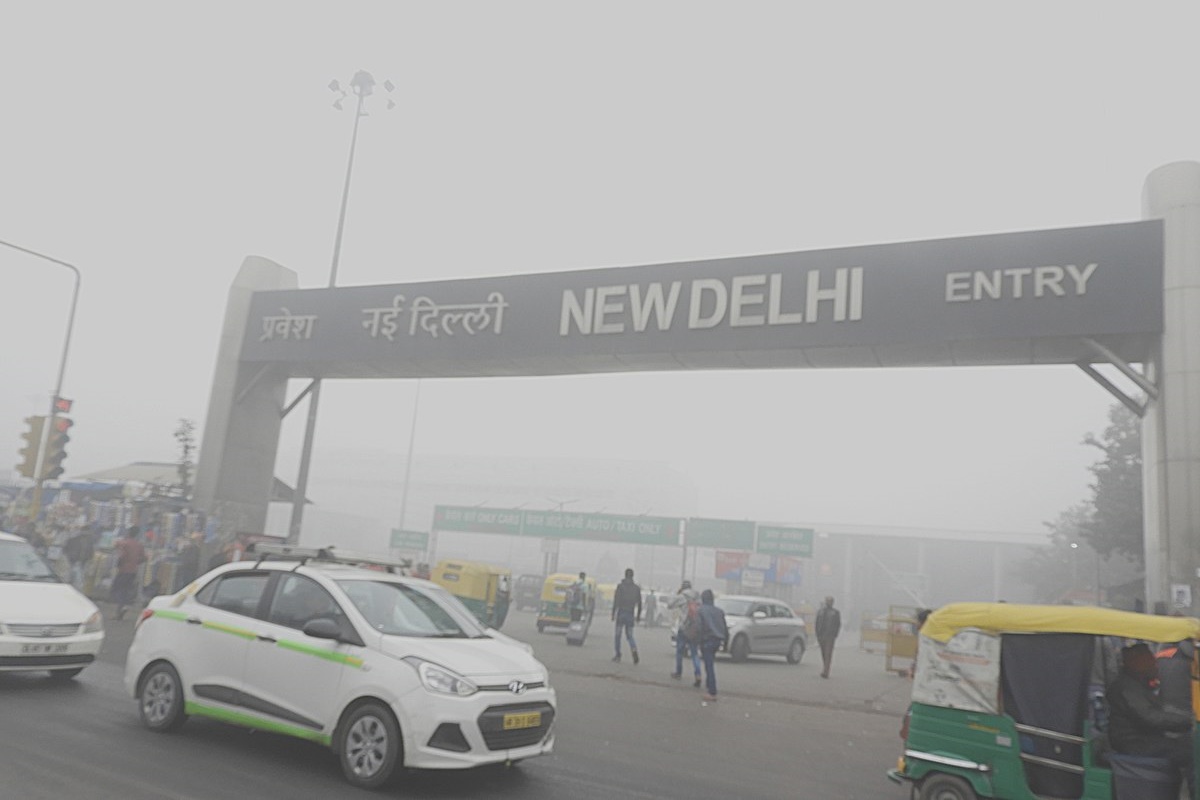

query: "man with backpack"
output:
611 568 642 663
697 589 729 701
669 580 702 687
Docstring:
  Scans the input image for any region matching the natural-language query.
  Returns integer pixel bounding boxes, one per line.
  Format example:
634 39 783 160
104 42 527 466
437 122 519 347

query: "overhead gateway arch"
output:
194 161 1200 611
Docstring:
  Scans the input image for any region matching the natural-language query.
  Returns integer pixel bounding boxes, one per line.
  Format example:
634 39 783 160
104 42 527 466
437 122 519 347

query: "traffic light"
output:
40 416 72 480
16 416 45 479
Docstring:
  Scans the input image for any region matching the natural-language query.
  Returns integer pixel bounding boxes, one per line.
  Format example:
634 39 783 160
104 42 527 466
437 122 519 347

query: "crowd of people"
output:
2 506 253 620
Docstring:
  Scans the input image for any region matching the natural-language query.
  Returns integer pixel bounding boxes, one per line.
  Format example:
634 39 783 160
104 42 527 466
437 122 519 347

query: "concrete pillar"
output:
1142 162 1200 611
192 256 297 535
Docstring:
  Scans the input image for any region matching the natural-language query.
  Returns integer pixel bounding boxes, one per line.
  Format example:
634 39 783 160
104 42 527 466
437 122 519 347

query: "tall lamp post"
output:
288 71 394 545
0 239 80 522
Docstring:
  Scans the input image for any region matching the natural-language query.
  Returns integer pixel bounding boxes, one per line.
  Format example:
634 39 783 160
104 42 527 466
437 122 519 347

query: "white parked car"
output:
124 544 556 789
0 530 105 680
718 594 807 664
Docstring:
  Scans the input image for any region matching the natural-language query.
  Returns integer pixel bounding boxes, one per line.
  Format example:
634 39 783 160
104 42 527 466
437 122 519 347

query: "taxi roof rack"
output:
247 542 413 574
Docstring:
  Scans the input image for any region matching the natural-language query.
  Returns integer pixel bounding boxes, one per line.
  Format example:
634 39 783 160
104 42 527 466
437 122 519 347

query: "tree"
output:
1018 504 1092 603
1017 403 1145 605
1079 404 1143 561
174 419 196 499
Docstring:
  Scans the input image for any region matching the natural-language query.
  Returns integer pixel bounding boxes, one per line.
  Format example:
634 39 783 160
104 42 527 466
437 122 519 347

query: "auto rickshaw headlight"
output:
403 657 478 697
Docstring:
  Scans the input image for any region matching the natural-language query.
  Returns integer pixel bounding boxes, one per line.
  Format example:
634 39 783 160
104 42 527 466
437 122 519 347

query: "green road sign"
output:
755 525 813 557
520 510 680 546
390 529 429 551
432 505 680 546
433 505 524 535
686 518 755 550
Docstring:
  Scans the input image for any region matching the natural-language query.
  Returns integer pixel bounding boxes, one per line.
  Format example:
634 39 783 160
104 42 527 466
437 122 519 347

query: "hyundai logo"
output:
507 680 527 695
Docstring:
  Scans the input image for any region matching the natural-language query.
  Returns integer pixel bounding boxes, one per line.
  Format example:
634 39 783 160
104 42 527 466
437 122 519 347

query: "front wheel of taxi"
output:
337 700 402 789
918 773 976 800
138 662 187 732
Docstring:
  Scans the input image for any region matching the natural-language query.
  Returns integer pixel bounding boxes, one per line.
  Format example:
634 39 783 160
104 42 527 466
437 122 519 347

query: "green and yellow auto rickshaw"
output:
430 560 511 629
536 572 595 633
888 602 1200 800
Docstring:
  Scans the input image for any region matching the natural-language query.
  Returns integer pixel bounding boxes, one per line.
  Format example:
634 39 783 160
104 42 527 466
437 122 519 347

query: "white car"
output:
0 530 105 680
123 544 556 789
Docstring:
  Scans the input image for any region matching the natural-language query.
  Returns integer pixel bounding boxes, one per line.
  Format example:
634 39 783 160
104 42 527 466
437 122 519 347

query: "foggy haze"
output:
3 3 1190 544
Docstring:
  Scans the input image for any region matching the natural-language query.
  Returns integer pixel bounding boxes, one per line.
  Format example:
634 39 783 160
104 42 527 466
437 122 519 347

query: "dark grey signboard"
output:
240 221 1162 378
686 518 756 551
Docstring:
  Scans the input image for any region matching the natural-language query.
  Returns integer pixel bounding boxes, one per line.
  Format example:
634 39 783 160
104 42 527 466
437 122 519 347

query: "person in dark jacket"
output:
697 589 728 701
815 596 842 678
1156 640 1196 795
611 568 642 663
1106 643 1192 770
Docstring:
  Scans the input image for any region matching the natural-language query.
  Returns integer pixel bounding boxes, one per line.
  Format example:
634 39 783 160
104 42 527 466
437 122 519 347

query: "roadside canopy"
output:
922 602 1200 644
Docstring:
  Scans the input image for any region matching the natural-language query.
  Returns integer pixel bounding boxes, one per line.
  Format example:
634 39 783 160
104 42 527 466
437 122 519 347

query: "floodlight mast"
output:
288 71 393 546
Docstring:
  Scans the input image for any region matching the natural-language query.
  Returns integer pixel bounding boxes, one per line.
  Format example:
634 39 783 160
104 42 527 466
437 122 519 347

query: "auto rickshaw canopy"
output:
921 601 1200 644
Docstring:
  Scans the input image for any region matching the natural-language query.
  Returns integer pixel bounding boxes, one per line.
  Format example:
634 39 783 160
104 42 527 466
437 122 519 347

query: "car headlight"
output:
402 657 478 697
82 611 104 634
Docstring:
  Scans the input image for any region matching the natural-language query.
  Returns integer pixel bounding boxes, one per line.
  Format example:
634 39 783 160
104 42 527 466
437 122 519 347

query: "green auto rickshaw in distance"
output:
888 602 1200 800
430 560 511 629
536 572 595 633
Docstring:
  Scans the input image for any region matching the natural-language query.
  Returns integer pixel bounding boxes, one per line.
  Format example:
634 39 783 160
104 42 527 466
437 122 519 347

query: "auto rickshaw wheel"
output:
918 773 976 800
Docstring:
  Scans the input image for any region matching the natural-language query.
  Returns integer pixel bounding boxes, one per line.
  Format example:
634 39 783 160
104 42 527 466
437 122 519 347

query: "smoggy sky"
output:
3 2 1193 536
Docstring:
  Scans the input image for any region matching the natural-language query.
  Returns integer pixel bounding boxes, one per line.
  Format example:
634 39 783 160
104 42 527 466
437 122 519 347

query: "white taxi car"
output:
124 544 555 789
0 530 105 680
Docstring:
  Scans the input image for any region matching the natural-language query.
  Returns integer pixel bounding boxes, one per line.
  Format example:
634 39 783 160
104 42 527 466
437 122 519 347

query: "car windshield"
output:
0 539 60 582
716 598 754 617
337 579 488 638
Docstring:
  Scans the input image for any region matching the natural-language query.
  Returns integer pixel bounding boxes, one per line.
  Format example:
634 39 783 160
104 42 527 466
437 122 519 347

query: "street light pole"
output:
0 239 80 522
288 71 393 545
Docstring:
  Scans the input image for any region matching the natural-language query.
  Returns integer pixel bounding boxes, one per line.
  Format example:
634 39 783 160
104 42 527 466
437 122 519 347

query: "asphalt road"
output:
0 604 914 799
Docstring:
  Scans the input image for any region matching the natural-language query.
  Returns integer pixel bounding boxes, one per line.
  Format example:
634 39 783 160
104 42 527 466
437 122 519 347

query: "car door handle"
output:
186 617 202 625
256 634 276 643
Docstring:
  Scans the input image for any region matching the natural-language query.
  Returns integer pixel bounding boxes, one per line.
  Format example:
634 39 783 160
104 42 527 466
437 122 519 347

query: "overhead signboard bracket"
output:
1076 336 1157 418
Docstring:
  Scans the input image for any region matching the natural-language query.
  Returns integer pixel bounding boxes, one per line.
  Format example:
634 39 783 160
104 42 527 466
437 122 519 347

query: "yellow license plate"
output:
502 712 541 731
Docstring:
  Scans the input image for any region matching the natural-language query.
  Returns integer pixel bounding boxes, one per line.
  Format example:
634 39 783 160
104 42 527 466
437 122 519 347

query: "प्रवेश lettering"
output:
559 268 864 336
944 263 1098 303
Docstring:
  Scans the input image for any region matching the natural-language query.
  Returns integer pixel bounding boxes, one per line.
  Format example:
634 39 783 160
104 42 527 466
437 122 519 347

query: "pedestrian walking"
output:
174 533 202 592
697 589 728 701
63 525 95 592
611 568 642 663
645 590 658 628
815 595 842 678
110 525 147 620
568 572 589 622
669 580 702 687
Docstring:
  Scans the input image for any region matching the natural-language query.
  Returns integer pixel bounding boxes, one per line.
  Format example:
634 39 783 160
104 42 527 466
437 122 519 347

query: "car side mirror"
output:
303 618 343 640
752 610 768 620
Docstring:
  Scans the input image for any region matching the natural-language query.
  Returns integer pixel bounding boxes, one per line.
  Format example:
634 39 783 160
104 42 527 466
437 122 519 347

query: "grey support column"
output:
1142 163 1200 611
193 256 298 534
